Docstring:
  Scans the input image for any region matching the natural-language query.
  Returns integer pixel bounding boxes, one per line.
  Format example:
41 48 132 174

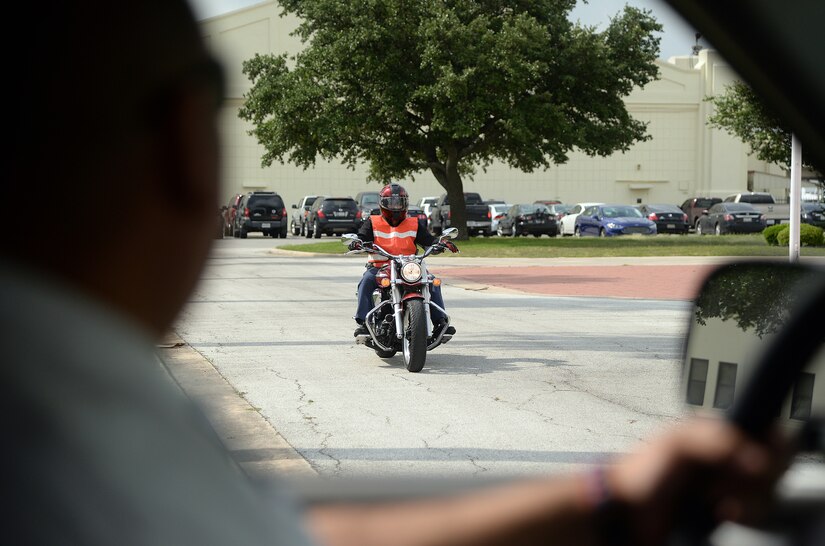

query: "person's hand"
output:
604 418 792 545
348 241 362 251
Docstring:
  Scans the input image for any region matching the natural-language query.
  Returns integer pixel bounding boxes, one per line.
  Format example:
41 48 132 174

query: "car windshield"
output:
695 198 720 208
519 204 547 214
725 203 756 211
649 204 682 213
738 194 774 204
323 199 357 211
464 193 483 204
247 195 284 209
361 194 379 205
601 206 642 218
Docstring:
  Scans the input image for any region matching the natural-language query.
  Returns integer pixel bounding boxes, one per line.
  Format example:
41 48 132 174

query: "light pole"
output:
789 134 802 263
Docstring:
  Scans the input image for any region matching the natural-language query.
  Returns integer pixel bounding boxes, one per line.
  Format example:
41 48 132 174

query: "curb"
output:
157 332 317 480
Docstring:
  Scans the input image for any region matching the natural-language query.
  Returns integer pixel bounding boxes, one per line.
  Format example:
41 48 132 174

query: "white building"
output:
200 1 796 210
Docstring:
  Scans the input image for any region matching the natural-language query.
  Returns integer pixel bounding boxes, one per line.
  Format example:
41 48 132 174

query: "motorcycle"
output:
341 228 459 372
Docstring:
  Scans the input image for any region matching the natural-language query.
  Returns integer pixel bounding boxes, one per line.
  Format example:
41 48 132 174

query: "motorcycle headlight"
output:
400 262 422 282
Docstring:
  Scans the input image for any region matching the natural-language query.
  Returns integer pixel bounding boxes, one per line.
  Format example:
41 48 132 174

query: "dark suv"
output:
306 197 360 238
233 191 289 239
680 197 722 229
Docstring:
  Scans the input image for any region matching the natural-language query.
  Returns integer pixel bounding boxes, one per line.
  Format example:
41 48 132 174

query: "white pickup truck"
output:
723 192 790 226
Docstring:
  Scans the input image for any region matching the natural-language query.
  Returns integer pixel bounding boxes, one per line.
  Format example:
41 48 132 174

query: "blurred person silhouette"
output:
2 2 789 545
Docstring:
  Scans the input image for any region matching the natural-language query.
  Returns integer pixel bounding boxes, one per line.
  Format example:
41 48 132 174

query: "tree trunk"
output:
427 147 468 239
443 149 468 240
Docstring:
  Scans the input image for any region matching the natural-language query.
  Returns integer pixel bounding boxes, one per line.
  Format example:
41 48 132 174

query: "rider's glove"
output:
348 241 362 251
443 241 458 253
431 243 446 255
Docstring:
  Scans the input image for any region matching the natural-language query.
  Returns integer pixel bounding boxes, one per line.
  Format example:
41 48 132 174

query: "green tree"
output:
694 263 815 339
240 0 661 238
707 81 821 172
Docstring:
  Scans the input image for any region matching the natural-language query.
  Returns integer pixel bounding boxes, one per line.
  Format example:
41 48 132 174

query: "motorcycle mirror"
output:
341 233 359 246
441 227 459 239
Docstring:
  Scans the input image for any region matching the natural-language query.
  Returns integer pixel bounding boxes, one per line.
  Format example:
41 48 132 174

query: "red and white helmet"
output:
379 183 409 226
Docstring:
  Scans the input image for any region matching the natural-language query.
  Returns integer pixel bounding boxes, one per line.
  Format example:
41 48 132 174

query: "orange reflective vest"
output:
368 215 419 265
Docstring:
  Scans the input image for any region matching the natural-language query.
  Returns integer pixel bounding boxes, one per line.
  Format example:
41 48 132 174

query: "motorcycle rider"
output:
350 183 457 340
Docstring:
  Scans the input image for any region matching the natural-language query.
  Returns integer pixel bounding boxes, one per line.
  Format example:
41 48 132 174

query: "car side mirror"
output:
683 261 825 433
441 227 459 239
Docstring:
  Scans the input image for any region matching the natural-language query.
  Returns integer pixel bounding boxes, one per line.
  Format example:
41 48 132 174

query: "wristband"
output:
586 466 632 546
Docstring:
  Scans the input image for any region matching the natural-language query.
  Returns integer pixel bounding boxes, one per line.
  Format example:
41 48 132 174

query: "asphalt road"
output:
176 236 692 479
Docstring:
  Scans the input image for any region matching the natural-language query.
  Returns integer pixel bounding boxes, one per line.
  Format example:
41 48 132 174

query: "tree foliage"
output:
694 263 815 339
707 81 821 172
239 0 662 237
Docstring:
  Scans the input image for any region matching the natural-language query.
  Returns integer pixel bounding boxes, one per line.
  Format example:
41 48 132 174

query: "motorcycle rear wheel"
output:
402 299 428 372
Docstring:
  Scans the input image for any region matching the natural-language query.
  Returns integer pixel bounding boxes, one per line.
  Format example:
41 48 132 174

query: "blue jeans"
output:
355 266 447 324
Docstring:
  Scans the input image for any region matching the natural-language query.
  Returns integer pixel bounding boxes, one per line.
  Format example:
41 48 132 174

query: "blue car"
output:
574 204 657 237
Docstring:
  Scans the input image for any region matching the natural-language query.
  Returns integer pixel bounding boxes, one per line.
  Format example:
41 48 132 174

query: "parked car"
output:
306 196 360 238
290 195 321 236
217 206 227 239
429 192 491 236
355 191 381 220
545 204 573 224
416 196 439 227
497 204 557 237
558 202 604 236
801 202 825 228
574 204 657 237
723 192 790 226
233 191 289 239
695 202 766 235
488 203 511 236
637 203 690 234
223 193 242 237
680 197 723 229
406 205 429 224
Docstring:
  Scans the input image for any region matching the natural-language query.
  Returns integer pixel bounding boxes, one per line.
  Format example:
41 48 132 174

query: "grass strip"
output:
282 234 825 258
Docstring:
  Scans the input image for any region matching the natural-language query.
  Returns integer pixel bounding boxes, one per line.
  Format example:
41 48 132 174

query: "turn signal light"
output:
379 278 391 288
432 278 442 287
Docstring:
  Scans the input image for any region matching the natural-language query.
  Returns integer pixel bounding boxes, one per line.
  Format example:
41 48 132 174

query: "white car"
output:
416 196 439 227
558 202 604 236
488 203 511 236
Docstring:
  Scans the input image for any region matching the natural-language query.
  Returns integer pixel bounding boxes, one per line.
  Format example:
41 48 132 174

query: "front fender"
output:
401 292 424 303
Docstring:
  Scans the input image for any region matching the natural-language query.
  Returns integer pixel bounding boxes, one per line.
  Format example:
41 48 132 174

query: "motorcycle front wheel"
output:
402 299 428 372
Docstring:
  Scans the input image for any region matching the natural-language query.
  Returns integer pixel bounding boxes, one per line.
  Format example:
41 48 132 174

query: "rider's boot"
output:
353 321 369 337
430 319 455 344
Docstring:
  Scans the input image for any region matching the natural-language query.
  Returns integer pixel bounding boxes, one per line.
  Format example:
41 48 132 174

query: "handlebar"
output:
346 237 456 259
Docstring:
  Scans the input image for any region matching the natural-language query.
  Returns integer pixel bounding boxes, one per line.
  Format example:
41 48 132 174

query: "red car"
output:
223 193 242 237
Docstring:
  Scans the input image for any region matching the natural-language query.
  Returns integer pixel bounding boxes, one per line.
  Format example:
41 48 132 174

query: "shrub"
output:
776 223 825 246
762 224 787 246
